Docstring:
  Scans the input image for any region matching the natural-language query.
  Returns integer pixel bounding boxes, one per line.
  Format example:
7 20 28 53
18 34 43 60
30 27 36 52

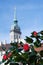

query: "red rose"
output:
23 44 30 51
8 52 12 58
3 54 8 60
33 31 37 36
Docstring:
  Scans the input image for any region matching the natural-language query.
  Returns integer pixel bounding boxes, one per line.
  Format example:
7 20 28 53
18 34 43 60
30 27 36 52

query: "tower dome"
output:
11 20 21 34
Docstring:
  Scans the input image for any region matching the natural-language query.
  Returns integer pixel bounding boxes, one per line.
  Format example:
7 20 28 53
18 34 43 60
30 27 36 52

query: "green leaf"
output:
22 53 29 59
25 36 33 43
34 42 41 47
2 59 5 62
40 31 43 35
40 36 43 40
5 59 10 65
29 53 36 63
40 51 43 57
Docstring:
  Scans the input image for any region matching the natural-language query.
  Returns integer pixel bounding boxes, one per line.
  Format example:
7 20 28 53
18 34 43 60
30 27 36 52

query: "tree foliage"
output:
1 30 43 65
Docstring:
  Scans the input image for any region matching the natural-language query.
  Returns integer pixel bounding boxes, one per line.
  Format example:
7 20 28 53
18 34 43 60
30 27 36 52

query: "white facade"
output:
10 31 15 43
10 30 21 43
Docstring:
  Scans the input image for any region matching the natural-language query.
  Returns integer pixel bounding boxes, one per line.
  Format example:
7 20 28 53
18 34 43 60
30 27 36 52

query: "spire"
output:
14 7 17 21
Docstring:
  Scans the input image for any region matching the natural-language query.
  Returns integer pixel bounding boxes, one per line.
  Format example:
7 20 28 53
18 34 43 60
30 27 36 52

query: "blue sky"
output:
0 0 43 43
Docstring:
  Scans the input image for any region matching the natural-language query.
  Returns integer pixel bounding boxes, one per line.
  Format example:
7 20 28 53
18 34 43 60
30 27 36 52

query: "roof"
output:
0 43 43 52
34 43 43 52
0 44 12 51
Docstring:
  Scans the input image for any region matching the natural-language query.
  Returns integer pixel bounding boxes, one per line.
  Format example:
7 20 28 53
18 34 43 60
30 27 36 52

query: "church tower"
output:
10 8 21 43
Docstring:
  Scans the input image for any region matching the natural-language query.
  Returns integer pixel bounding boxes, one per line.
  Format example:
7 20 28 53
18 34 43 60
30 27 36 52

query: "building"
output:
0 8 21 65
10 8 21 43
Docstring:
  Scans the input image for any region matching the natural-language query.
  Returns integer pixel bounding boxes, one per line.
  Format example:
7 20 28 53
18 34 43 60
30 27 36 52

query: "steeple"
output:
14 7 17 20
10 8 21 43
14 7 18 24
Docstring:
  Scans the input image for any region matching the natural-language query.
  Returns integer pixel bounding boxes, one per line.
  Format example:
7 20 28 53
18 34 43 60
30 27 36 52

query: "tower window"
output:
19 36 20 38
14 35 15 39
